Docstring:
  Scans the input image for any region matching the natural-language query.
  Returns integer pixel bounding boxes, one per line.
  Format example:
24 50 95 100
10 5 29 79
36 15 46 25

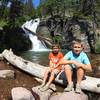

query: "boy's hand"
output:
73 61 84 68
54 63 59 69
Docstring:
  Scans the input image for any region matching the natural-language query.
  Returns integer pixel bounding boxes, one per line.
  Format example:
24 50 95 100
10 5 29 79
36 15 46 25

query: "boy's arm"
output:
55 58 92 71
49 60 54 70
55 58 73 68
72 61 92 71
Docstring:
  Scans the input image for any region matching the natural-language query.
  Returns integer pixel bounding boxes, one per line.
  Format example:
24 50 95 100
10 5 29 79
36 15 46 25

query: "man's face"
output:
72 43 83 55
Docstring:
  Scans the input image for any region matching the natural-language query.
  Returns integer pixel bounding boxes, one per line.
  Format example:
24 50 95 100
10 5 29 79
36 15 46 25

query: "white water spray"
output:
22 18 49 51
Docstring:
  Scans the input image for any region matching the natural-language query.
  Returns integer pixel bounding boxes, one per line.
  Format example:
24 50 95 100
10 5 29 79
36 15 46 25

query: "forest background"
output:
0 0 100 53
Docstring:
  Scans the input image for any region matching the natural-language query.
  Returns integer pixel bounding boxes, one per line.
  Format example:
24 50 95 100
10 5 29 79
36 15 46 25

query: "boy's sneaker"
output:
38 83 45 89
40 85 49 92
64 82 73 92
75 85 81 94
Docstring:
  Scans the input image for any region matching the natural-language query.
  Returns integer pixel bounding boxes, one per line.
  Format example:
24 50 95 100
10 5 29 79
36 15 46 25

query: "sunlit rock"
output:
11 87 35 100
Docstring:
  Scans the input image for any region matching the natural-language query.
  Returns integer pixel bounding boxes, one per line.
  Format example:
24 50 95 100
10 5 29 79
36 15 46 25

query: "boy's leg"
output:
77 68 84 85
64 65 73 92
40 69 59 91
46 69 59 86
76 68 84 93
64 65 73 85
45 71 55 86
39 67 51 88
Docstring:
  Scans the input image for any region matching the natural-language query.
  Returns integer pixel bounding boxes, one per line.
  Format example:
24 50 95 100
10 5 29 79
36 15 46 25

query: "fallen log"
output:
1 49 100 93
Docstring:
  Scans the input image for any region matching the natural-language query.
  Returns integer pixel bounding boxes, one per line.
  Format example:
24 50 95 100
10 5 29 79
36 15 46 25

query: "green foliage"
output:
0 27 32 52
53 35 62 44
95 40 100 53
0 20 8 27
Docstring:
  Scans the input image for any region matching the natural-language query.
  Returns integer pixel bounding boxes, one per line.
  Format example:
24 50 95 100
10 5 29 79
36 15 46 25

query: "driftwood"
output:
1 49 100 93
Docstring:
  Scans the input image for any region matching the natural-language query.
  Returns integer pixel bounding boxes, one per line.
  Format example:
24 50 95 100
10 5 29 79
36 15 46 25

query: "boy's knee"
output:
77 67 84 73
64 65 72 70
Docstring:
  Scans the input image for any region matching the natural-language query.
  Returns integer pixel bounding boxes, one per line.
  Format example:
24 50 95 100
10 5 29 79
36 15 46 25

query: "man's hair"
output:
71 39 82 46
52 44 60 49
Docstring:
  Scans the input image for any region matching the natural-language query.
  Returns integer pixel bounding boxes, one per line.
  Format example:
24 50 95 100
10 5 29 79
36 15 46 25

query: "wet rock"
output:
11 87 35 100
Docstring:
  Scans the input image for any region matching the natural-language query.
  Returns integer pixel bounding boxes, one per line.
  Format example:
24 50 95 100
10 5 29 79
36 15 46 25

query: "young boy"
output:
39 44 63 91
56 39 92 93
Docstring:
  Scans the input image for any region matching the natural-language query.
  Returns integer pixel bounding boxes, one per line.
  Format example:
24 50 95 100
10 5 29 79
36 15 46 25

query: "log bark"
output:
1 49 100 93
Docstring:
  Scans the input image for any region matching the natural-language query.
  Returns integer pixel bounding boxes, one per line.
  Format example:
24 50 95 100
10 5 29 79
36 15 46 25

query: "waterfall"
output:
22 18 49 51
29 33 49 51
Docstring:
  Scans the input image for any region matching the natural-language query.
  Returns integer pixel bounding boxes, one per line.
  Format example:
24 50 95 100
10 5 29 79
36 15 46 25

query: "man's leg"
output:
64 65 73 92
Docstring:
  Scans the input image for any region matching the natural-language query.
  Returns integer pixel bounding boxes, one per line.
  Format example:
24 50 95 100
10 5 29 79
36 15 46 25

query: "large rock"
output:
0 54 4 60
32 84 56 100
11 87 35 100
0 70 14 79
50 91 88 100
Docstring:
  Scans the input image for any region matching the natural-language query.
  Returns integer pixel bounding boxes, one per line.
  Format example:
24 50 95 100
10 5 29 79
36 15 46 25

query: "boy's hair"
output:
71 39 82 46
52 44 60 49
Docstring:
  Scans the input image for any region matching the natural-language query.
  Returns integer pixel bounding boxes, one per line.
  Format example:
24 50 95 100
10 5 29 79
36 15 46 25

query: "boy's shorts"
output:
48 69 60 78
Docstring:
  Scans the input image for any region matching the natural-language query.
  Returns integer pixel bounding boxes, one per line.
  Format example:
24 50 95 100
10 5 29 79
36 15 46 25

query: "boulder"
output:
32 84 56 100
0 70 14 79
50 91 88 100
0 54 4 60
11 87 35 100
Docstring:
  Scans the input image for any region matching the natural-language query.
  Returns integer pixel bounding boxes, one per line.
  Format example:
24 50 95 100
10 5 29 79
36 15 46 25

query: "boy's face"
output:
72 43 83 55
52 46 59 54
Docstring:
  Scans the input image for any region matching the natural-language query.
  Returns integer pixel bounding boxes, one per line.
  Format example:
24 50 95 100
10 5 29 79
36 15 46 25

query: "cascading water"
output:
22 18 49 51
29 33 48 51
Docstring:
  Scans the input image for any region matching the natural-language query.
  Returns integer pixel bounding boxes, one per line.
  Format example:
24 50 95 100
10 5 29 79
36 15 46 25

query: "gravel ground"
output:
0 60 40 100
